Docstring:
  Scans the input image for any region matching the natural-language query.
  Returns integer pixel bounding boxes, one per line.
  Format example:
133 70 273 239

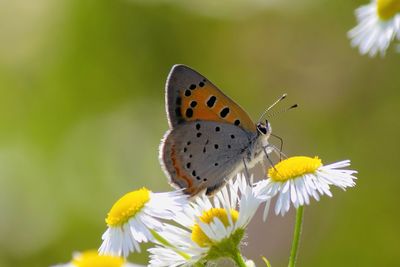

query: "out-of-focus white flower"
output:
348 0 400 56
245 259 256 267
51 250 144 267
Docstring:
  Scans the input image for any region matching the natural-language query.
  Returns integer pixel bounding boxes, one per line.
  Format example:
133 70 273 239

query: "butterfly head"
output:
256 120 272 137
253 120 272 160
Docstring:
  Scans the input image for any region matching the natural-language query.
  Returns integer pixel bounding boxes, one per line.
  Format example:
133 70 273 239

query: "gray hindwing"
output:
160 121 257 195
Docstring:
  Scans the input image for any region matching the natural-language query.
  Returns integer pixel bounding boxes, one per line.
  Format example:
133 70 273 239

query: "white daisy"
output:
99 187 188 257
256 156 357 216
148 174 267 267
51 250 144 267
348 0 400 57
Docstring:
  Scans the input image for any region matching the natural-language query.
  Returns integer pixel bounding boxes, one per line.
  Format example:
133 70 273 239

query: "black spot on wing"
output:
190 101 197 108
185 108 193 118
175 107 182 117
207 96 217 108
220 107 230 118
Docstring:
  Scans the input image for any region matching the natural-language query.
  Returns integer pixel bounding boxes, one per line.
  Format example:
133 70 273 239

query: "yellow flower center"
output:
268 156 322 182
191 208 239 247
377 0 400 20
105 187 150 226
72 250 125 267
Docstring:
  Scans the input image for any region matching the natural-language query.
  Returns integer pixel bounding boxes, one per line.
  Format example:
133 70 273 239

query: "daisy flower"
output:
256 156 357 216
99 187 188 257
51 250 144 267
348 0 400 57
148 174 267 267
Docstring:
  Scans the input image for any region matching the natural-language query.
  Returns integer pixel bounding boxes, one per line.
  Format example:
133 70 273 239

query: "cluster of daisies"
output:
52 156 357 267
349 0 400 56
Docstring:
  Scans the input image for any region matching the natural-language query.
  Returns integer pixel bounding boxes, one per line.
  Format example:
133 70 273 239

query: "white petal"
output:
263 199 271 221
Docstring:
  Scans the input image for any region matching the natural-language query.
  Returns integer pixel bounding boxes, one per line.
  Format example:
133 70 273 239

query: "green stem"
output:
288 206 304 267
231 250 247 267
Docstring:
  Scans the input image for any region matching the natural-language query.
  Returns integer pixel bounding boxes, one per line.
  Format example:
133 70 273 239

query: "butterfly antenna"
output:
258 93 287 122
265 104 298 119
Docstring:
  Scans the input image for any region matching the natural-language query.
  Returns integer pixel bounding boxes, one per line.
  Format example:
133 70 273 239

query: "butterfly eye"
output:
256 122 268 135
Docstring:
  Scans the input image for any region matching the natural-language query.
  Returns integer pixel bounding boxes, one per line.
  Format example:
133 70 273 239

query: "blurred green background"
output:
0 0 399 266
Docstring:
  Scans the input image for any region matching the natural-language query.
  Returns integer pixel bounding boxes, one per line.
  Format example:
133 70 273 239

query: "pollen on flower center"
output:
191 208 239 247
72 250 125 267
268 156 322 182
377 0 400 20
105 187 150 226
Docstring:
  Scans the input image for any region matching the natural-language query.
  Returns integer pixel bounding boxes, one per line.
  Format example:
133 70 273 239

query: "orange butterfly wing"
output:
165 65 256 132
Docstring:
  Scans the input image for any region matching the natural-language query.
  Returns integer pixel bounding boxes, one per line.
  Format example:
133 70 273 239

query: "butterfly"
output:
159 65 273 196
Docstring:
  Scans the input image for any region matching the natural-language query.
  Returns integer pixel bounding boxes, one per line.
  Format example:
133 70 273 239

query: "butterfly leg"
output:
242 158 251 181
260 159 267 178
263 144 287 161
268 144 288 160
270 133 284 161
262 145 278 172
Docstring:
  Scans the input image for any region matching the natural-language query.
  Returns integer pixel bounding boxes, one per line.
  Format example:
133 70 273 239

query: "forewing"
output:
160 121 256 196
165 65 256 132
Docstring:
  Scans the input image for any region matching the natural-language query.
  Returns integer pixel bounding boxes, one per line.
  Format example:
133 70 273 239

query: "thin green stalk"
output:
262 256 272 267
288 206 304 267
231 250 247 267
